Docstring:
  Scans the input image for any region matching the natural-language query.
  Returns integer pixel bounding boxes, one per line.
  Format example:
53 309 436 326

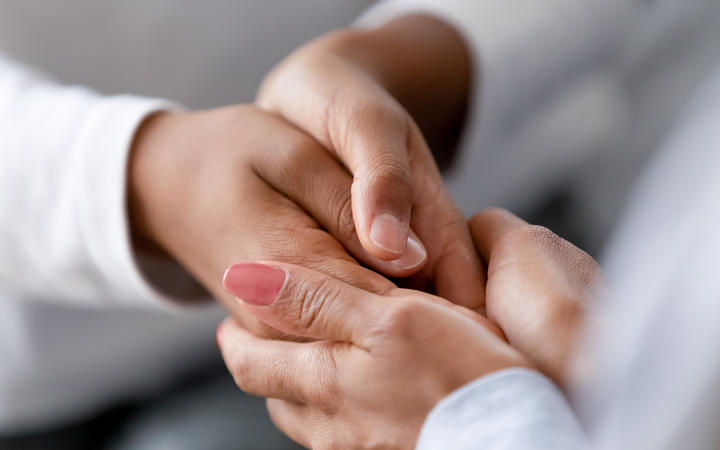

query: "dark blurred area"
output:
0 364 301 450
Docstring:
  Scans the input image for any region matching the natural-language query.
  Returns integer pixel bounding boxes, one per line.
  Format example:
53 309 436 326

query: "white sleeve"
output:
357 0 634 145
0 55 194 310
417 368 589 450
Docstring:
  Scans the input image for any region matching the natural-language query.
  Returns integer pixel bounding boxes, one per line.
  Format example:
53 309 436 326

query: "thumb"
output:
344 104 417 261
222 262 382 346
258 55 425 263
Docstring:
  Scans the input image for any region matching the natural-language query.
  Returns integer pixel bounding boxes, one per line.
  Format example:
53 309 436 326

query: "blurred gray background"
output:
1 1 720 449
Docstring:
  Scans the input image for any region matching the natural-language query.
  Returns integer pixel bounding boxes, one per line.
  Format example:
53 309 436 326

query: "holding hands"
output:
218 260 523 449
128 13 605 448
128 16 486 338
256 14 484 308
218 209 604 448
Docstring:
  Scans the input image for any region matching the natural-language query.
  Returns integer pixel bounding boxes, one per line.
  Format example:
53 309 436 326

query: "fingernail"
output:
370 213 406 255
389 234 427 270
223 263 287 305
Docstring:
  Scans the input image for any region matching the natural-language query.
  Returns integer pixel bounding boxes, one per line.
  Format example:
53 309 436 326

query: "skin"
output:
256 14 484 309
218 209 605 448
470 208 605 386
218 261 527 450
129 105 399 336
128 15 486 334
128 103 480 337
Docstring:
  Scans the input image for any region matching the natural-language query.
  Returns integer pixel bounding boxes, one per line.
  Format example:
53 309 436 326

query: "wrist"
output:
127 110 183 258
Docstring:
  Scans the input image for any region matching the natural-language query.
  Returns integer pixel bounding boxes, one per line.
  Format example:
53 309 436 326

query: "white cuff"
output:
75 95 199 311
417 368 589 450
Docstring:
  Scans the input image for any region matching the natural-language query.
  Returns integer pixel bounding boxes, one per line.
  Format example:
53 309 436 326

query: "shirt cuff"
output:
417 368 589 450
75 95 204 311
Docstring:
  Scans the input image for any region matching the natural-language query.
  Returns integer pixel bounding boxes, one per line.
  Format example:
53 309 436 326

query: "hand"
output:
256 15 485 308
217 262 529 449
470 208 606 386
128 105 432 337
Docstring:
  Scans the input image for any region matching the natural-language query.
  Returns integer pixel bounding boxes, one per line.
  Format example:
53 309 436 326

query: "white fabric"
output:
418 369 588 450
0 56 181 310
417 59 720 450
0 55 227 432
0 2 369 431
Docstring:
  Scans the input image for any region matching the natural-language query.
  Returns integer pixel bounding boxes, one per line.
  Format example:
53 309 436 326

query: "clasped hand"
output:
128 18 605 450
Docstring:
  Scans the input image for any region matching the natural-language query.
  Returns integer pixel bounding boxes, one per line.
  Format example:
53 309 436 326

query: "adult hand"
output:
257 15 485 309
218 262 529 449
128 105 432 337
470 208 606 386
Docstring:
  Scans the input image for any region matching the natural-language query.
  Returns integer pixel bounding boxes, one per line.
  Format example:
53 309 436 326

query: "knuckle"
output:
246 317 297 341
501 224 563 253
229 352 252 392
355 102 405 129
366 156 412 191
470 207 508 229
526 225 564 247
274 134 317 179
260 227 342 267
374 298 424 340
333 189 356 240
304 342 341 412
293 274 340 332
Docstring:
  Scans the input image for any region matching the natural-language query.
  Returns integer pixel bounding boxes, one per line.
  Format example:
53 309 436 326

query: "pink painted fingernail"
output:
223 263 287 305
370 213 406 255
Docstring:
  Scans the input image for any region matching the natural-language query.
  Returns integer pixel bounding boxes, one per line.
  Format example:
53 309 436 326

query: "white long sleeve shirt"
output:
417 58 720 450
0 56 229 431
1 0 717 434
0 2 372 432
362 1 720 449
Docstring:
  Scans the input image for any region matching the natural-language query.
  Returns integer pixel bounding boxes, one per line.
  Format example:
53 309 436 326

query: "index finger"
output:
469 208 529 262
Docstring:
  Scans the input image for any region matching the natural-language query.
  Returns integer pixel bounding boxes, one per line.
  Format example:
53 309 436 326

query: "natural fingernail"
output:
370 213 407 255
223 263 287 305
389 234 427 270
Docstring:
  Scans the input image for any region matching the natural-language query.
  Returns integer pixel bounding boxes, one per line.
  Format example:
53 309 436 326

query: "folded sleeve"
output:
0 55 196 310
417 368 589 450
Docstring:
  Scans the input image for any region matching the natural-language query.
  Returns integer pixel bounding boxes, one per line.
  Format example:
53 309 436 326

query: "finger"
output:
222 261 384 346
226 175 396 295
266 398 311 448
427 218 487 311
204 177 395 341
390 288 505 340
217 319 342 404
259 62 417 261
250 120 426 276
345 104 415 260
469 207 529 262
404 126 487 310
